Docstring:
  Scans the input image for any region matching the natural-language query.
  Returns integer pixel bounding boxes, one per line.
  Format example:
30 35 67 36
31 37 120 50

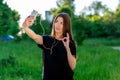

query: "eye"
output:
55 20 58 23
60 22 63 25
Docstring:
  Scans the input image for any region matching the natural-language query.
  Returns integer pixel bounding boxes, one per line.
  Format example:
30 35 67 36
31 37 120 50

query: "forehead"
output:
56 16 63 21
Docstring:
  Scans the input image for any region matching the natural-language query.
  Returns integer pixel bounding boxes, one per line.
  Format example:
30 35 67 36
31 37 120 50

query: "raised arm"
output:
22 16 43 45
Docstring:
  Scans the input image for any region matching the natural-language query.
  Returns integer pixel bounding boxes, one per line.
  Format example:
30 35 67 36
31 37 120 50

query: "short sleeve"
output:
37 35 54 50
69 40 76 58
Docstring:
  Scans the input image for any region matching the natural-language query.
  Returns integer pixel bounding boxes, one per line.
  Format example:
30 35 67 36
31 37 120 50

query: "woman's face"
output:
54 17 64 34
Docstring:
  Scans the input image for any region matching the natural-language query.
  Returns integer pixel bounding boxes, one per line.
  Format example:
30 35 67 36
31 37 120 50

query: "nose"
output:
55 22 61 27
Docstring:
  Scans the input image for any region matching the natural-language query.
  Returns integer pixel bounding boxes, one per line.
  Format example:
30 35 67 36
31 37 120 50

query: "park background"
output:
0 0 120 80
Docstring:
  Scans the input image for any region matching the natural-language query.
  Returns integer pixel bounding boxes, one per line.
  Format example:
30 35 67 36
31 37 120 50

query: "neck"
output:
55 33 63 40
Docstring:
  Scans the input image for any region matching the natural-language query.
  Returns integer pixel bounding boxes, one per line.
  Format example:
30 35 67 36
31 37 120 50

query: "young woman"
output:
22 12 76 80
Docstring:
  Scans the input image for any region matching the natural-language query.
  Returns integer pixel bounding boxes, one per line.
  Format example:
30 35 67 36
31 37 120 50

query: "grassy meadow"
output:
0 38 120 80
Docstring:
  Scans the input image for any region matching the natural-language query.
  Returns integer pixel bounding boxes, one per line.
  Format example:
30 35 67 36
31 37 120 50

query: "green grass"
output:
74 38 120 80
0 38 120 80
0 40 42 80
83 38 120 46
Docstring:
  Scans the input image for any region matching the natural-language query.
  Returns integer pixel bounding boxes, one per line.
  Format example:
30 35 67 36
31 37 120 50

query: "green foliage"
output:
72 16 92 45
112 5 120 37
30 16 51 35
0 1 20 36
80 9 120 38
51 0 75 17
88 1 107 15
0 3 11 36
56 0 75 11
54 5 74 17
76 0 120 39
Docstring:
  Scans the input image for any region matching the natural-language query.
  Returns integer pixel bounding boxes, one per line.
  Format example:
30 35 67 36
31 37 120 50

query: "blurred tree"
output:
72 15 91 45
88 1 107 15
0 0 20 36
0 1 11 36
30 16 51 36
7 10 20 36
102 8 116 38
51 0 75 16
81 1 118 38
56 0 75 11
54 5 74 17
112 4 120 37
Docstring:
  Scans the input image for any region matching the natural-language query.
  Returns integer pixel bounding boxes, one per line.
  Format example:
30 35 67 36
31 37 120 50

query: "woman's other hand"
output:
62 33 70 48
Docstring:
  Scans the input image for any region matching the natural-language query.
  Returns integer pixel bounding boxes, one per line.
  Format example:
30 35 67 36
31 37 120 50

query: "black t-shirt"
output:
37 35 76 80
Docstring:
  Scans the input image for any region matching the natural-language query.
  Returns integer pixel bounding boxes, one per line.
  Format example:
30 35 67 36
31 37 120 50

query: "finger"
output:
64 38 67 42
26 16 35 21
67 33 69 39
27 17 35 23
27 16 34 18
62 37 67 42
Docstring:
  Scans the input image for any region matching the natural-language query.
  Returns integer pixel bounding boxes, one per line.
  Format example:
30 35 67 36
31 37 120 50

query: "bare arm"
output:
66 47 76 70
62 33 76 70
22 16 43 45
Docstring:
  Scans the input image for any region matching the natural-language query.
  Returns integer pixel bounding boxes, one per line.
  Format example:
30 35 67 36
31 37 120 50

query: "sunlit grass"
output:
0 40 42 80
74 38 120 80
0 38 120 80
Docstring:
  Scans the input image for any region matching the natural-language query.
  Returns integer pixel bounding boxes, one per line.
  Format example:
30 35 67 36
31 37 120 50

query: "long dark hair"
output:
51 12 73 41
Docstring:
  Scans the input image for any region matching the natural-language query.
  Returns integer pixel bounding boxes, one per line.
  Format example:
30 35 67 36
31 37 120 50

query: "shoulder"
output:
42 35 53 40
69 40 77 56
42 35 54 44
70 40 76 47
69 40 77 51
37 35 54 49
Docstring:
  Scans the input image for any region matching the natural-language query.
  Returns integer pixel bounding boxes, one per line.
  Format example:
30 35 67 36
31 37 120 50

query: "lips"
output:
55 28 60 32
55 26 60 31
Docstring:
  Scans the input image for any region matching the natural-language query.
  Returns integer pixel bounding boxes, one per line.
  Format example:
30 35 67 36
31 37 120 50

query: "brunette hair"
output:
51 12 73 40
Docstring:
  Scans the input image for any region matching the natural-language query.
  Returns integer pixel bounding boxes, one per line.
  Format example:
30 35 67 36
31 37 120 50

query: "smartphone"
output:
30 10 39 17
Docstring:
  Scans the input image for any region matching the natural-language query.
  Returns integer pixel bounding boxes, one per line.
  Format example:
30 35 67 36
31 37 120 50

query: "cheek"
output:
55 24 63 30
59 26 63 31
54 23 57 28
59 24 63 29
